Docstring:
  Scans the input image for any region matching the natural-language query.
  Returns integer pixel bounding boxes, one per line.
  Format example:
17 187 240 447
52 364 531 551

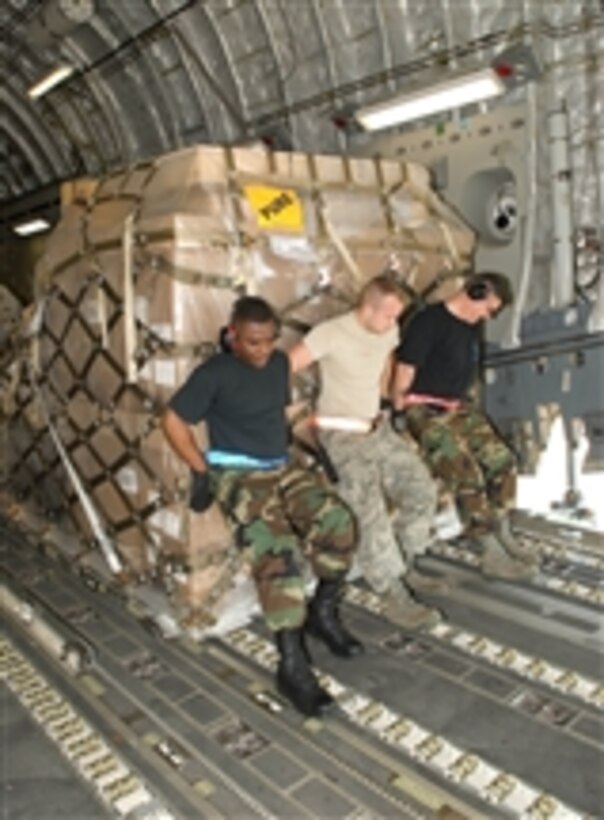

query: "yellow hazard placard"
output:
243 185 304 232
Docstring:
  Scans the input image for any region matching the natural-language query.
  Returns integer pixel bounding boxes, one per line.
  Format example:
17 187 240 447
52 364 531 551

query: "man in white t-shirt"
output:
289 275 446 630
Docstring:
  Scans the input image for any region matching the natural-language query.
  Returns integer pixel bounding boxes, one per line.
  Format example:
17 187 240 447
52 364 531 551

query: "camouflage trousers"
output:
404 404 517 536
319 421 437 594
210 463 356 631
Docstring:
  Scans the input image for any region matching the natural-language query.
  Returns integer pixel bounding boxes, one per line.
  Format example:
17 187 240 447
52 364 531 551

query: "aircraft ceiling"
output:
0 0 602 211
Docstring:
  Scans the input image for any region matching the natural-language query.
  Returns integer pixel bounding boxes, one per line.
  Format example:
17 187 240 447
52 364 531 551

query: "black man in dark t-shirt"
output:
162 296 362 718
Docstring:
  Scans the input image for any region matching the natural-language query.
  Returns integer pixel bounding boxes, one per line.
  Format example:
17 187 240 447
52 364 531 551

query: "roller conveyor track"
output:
2 515 604 819
426 540 604 609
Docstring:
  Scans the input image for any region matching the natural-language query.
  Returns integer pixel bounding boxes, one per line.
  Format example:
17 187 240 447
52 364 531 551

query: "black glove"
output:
189 470 214 512
391 409 407 433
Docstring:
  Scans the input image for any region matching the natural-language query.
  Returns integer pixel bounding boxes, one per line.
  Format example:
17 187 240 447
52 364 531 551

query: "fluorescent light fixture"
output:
356 68 506 131
13 218 51 237
28 65 75 99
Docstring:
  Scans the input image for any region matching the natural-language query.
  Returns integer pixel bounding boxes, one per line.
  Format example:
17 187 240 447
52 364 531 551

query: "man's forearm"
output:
391 363 416 409
161 408 207 473
380 353 394 403
288 341 316 374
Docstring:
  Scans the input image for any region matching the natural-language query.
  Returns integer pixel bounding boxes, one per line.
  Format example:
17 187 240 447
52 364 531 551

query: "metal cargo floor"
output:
1 516 603 819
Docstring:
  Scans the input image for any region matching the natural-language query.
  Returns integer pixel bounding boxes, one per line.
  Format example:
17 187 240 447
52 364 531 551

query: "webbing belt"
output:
313 415 376 434
206 450 287 471
405 394 462 411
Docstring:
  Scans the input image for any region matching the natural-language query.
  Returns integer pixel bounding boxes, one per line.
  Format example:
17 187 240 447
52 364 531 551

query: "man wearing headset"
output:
392 272 538 580
162 296 362 719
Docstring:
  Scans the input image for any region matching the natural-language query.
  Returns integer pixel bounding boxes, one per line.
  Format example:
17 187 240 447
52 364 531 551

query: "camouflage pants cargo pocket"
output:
405 405 517 535
211 464 356 631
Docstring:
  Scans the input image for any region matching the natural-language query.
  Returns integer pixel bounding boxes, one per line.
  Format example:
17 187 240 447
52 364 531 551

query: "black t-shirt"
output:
169 350 290 458
396 303 480 399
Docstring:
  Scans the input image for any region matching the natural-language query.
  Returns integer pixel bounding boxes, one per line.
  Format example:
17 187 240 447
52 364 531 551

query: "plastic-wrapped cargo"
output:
1 144 474 630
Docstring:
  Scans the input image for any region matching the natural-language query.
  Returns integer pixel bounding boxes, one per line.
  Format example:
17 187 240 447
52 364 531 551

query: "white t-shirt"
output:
303 311 398 419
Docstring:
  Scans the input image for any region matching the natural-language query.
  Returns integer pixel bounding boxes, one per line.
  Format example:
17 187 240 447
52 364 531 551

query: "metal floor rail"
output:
2 515 604 819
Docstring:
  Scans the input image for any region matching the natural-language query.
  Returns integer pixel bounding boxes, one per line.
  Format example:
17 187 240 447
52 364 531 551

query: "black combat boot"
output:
306 578 364 658
275 628 334 717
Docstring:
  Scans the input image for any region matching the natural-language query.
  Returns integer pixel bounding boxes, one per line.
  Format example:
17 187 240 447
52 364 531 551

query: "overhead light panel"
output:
356 68 506 131
13 218 52 236
28 65 75 99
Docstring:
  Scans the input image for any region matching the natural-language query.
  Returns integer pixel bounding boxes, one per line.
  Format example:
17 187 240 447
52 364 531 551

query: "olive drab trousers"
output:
404 404 517 536
210 463 356 631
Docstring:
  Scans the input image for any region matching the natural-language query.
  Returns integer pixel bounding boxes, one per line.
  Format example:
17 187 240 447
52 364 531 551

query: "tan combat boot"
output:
382 582 443 630
497 517 540 566
405 563 451 596
478 533 538 580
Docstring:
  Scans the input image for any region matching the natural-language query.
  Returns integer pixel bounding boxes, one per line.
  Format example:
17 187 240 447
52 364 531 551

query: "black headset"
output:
465 277 492 301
